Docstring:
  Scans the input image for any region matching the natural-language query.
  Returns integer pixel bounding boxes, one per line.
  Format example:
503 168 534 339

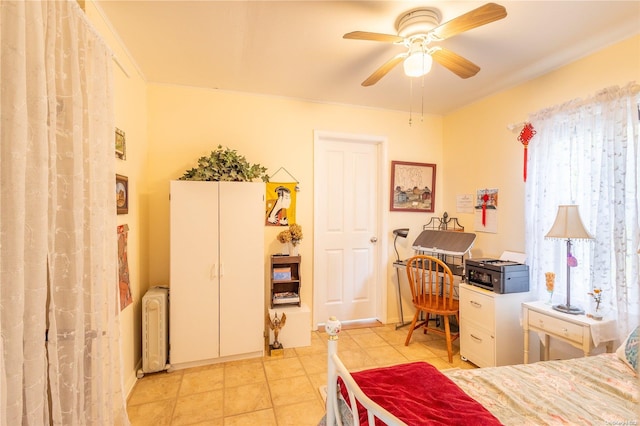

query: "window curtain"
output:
524 83 640 340
0 1 129 424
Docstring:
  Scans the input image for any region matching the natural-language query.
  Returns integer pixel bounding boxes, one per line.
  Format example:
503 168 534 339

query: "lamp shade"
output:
545 205 594 240
403 51 432 77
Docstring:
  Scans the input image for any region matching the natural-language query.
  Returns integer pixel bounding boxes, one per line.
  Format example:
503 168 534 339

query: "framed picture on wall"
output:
115 128 126 160
116 174 128 215
390 161 436 212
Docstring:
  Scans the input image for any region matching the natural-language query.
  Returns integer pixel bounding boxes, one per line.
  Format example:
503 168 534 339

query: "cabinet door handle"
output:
470 300 482 308
470 334 482 342
219 263 225 278
210 263 217 280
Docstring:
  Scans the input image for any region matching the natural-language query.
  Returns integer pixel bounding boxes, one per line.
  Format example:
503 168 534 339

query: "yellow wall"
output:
145 83 443 320
442 35 640 259
86 2 150 393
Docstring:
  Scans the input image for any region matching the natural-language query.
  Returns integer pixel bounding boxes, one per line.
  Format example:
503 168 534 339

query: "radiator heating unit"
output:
137 286 170 378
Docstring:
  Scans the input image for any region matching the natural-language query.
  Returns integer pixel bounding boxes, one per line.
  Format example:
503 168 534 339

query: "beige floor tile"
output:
171 389 224 426
394 341 442 360
263 357 306 381
306 371 330 399
127 399 175 426
363 345 409 367
343 327 379 336
334 336 360 352
293 338 326 356
224 361 266 388
350 331 389 348
223 408 277 426
184 420 223 426
223 382 272 416
373 327 411 345
428 356 458 370
269 375 317 406
273 399 326 426
128 372 183 406
298 353 327 375
180 367 224 396
335 348 369 371
421 338 460 358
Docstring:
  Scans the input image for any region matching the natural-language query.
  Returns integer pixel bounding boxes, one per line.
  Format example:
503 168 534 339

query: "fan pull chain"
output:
409 78 414 126
420 74 425 122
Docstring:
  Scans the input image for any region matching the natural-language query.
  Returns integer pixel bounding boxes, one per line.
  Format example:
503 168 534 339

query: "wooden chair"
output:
404 255 459 363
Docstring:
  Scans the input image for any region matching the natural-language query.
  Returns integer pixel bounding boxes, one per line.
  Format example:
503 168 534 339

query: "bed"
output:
321 318 639 426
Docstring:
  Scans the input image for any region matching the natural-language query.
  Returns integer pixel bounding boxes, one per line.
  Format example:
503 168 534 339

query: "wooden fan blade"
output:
431 48 480 79
430 3 507 41
362 54 406 86
344 31 404 43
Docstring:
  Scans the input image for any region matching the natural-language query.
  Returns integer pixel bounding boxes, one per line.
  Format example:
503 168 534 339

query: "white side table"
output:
522 301 617 364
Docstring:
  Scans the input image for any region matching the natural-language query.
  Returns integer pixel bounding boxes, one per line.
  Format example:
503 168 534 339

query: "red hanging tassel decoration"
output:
482 193 489 226
518 123 536 182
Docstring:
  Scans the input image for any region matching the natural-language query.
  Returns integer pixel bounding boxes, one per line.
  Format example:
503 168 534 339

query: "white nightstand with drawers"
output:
522 301 617 363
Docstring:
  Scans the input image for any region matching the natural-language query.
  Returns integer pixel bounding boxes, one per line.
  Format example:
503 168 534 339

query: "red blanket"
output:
339 362 502 426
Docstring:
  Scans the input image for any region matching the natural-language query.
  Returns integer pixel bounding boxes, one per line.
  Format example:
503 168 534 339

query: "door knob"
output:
370 237 378 243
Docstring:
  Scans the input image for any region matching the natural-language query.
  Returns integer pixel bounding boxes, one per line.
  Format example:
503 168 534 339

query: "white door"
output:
313 131 386 326
170 181 220 364
218 182 265 357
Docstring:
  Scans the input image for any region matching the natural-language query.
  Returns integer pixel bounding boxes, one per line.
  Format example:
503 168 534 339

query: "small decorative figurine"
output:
266 312 287 352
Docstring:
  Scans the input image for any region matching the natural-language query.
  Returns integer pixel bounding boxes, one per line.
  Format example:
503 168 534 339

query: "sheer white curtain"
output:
525 83 640 339
1 1 129 424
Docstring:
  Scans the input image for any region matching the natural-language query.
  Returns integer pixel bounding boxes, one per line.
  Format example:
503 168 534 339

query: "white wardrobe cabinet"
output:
169 180 264 369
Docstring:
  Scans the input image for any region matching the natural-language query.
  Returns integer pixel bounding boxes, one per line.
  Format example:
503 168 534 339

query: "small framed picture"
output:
115 128 126 160
390 161 436 212
116 174 128 215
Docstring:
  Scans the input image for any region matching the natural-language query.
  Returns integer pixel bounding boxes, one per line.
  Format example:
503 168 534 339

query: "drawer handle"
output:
470 334 482 342
470 301 482 308
562 327 568 334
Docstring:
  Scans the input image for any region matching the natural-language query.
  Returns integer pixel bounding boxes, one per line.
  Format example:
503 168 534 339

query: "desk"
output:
522 301 617 364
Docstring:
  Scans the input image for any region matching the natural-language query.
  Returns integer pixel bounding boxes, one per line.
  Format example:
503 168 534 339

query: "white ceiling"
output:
95 1 640 115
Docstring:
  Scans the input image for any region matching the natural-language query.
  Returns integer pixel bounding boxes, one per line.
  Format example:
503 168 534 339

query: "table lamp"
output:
545 205 594 315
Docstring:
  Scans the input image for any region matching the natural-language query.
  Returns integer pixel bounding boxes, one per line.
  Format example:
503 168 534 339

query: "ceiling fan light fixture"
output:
403 50 432 77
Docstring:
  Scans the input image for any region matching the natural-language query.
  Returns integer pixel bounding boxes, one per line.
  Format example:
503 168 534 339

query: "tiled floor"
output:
126 322 476 426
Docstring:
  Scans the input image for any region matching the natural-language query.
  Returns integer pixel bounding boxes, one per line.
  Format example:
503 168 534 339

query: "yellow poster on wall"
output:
265 182 297 226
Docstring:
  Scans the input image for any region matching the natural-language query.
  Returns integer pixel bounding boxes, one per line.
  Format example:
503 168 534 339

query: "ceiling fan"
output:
344 3 507 86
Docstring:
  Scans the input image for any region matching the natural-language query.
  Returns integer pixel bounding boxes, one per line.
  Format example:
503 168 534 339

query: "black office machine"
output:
465 258 529 294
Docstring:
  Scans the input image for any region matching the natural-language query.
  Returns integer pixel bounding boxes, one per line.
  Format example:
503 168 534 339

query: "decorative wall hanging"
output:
265 182 297 226
115 127 126 160
518 122 536 181
474 188 498 233
390 161 436 212
117 224 132 311
116 174 128 214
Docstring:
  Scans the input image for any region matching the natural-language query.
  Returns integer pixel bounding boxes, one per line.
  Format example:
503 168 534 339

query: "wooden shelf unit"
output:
270 255 301 308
